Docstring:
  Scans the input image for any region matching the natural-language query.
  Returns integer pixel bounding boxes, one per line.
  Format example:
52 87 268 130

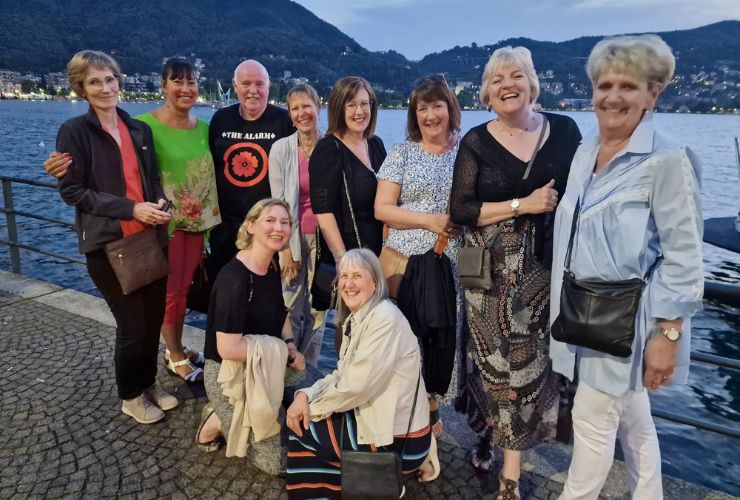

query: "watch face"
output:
664 329 680 341
511 199 520 209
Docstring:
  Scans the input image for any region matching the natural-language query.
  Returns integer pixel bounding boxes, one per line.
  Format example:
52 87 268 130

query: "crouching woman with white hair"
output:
285 249 439 499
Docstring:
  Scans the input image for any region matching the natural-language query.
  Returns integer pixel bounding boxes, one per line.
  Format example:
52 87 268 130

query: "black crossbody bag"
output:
551 198 660 357
339 371 421 499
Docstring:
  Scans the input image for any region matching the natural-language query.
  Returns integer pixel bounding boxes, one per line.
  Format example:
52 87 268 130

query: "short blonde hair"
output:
339 248 388 310
235 198 292 250
287 83 321 111
326 76 378 138
586 34 675 90
67 50 123 98
480 46 540 106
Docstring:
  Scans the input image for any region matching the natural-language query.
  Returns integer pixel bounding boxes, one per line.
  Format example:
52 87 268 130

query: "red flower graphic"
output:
179 193 203 221
232 151 259 178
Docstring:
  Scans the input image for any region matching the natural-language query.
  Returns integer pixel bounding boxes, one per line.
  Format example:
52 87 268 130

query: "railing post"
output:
2 179 21 273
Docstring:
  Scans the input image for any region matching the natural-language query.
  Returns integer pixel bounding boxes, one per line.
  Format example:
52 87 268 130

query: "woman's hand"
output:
44 151 72 178
281 249 300 283
521 179 558 215
133 201 172 226
288 345 306 371
286 392 311 437
643 334 678 390
426 213 461 238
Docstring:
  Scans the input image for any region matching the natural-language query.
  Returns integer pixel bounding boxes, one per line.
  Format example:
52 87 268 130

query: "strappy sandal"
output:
469 438 494 473
164 347 205 367
428 397 443 438
496 473 520 500
195 404 225 453
166 356 204 383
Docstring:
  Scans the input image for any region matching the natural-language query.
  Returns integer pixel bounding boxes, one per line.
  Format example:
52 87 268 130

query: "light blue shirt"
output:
549 112 704 397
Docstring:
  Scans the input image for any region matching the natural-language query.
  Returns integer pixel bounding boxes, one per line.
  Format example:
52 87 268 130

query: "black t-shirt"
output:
309 134 387 258
204 257 287 363
209 103 294 224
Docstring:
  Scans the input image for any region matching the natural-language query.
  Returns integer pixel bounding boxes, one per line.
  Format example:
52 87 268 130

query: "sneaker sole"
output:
122 406 165 424
155 398 179 411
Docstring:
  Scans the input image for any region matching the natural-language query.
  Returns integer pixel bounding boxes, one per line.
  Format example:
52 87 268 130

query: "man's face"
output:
233 62 270 120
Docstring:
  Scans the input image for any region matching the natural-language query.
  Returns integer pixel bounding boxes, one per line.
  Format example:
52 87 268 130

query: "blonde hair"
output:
480 46 540 106
235 198 292 250
67 50 123 98
586 34 675 90
339 249 388 310
287 83 321 111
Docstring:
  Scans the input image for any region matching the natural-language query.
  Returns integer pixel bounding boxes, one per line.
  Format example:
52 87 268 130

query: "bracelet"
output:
284 338 295 345
332 249 346 259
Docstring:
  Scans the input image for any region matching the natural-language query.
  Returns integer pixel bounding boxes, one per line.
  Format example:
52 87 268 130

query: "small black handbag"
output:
551 199 660 357
458 239 493 290
339 371 421 499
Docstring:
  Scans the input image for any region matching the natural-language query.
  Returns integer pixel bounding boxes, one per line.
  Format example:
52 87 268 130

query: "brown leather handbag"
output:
104 228 168 295
379 246 408 299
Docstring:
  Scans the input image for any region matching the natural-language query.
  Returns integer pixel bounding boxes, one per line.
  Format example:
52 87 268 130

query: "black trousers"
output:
86 249 167 400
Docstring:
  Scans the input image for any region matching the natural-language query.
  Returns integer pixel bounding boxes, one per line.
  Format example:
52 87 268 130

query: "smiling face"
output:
233 60 270 120
247 205 291 253
288 91 319 134
416 99 450 144
343 87 372 136
163 72 198 112
592 70 660 139
338 261 377 313
486 62 532 115
82 66 119 113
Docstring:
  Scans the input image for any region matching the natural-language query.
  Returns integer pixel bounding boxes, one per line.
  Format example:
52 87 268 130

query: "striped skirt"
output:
286 410 431 499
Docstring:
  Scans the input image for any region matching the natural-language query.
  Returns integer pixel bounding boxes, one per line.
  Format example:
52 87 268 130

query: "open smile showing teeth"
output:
502 93 519 100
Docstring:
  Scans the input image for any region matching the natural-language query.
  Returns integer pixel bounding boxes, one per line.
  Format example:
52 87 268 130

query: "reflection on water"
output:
1 101 739 496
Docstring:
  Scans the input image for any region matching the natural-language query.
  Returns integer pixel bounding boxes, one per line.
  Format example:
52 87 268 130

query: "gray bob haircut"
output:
339 248 388 310
480 46 540 106
586 34 675 90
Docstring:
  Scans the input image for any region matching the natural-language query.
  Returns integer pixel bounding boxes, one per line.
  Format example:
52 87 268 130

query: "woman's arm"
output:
216 331 248 362
375 179 455 236
281 315 305 370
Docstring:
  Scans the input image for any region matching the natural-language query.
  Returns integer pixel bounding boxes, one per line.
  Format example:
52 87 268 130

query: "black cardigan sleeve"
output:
449 127 484 227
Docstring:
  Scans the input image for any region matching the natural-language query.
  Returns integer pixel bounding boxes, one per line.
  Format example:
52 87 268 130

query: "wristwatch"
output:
511 198 520 217
660 327 682 343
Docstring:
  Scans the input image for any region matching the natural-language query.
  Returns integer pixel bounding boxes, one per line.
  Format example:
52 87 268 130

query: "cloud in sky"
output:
295 0 739 60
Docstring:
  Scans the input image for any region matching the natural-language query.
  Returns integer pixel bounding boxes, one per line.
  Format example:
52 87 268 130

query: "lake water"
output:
1 100 738 495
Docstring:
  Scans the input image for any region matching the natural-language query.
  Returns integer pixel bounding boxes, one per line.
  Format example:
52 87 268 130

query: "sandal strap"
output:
184 366 204 382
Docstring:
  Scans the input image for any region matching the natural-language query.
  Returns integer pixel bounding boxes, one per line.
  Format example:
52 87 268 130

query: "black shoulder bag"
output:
339 370 421 499
550 198 660 357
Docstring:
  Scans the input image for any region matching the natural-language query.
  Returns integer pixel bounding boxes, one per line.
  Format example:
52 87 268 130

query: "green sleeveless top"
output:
137 113 221 236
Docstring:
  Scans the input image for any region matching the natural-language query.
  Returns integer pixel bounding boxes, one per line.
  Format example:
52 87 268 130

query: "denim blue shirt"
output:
549 113 703 397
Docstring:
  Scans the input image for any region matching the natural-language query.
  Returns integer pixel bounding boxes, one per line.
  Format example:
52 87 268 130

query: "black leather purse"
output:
339 371 421 499
551 199 660 357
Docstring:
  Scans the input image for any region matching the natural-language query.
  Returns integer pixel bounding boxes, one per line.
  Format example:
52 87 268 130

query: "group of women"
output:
50 31 702 500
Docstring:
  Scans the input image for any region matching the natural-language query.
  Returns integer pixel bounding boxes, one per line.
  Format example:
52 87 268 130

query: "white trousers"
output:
559 382 663 500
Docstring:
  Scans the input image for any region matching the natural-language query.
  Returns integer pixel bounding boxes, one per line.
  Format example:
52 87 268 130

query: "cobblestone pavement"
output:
0 285 735 500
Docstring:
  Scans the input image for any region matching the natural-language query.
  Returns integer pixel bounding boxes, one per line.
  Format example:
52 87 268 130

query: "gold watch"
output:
511 198 520 217
660 327 681 343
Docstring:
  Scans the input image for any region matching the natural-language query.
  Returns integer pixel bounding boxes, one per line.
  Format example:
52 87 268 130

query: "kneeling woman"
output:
285 249 437 499
196 198 305 474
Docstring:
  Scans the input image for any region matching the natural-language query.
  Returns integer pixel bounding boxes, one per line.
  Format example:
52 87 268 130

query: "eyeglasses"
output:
411 74 449 90
345 100 373 112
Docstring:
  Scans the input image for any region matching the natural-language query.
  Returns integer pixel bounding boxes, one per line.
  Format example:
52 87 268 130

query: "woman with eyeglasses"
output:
449 46 581 499
309 77 387 334
374 74 463 438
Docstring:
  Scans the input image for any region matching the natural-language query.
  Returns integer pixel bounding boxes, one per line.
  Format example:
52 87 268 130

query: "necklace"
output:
298 134 317 159
496 113 537 137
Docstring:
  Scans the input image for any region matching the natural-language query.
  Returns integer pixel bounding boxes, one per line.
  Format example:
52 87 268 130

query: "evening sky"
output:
295 0 740 60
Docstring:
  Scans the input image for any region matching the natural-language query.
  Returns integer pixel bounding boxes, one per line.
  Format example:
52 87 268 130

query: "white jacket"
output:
268 131 302 260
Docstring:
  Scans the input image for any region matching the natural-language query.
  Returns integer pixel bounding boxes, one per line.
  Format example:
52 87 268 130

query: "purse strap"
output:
522 114 549 180
563 197 661 282
339 368 422 457
334 138 363 248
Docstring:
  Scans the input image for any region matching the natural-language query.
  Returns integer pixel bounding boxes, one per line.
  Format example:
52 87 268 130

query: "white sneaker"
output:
144 384 179 411
122 394 165 424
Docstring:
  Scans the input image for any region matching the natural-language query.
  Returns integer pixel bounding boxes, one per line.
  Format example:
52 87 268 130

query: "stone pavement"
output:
0 270 735 500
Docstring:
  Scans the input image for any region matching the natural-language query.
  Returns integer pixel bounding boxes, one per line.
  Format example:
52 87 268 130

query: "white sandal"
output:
166 357 204 383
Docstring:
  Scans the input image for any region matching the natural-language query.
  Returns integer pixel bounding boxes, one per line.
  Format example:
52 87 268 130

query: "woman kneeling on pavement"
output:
196 198 305 475
285 249 439 499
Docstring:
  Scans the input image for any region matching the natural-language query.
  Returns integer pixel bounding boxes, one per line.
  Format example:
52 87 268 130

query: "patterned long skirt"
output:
459 219 560 450
286 410 431 499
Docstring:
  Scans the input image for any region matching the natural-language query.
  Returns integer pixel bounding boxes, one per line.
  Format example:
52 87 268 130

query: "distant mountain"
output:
0 1 737 108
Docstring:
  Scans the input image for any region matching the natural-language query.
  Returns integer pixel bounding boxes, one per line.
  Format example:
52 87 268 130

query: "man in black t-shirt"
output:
208 60 294 275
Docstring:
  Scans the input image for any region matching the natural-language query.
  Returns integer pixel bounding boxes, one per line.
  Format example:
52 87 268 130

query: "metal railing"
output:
0 175 738 439
0 175 85 272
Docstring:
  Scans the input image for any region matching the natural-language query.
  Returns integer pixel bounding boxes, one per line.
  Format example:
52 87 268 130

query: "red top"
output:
106 119 147 237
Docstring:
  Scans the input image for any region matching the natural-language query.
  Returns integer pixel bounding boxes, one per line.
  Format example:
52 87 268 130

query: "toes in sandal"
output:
496 473 520 500
166 357 204 383
164 347 205 368
196 404 225 453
